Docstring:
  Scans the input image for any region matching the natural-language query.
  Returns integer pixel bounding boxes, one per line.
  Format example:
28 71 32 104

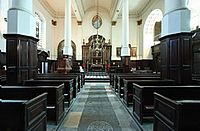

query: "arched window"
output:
143 9 163 59
35 12 46 49
188 0 200 30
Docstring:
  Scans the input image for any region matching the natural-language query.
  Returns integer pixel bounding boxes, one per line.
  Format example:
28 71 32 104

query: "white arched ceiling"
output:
143 9 163 59
40 0 151 20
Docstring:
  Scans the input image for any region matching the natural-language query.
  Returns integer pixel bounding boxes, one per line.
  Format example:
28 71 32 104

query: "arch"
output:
35 11 46 49
57 40 76 60
143 9 163 59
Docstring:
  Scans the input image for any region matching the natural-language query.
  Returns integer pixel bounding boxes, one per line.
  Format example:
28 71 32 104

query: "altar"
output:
82 34 111 72
90 64 103 72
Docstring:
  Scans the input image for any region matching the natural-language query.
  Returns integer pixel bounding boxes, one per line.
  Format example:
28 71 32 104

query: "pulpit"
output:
57 58 72 74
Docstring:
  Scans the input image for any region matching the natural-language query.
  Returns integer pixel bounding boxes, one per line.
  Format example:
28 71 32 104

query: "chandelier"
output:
91 0 104 52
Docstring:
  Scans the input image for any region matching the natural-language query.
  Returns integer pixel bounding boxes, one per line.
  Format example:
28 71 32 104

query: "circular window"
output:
92 15 102 29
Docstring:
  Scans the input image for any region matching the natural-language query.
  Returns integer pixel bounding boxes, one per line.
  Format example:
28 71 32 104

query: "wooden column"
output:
4 34 38 85
160 33 192 84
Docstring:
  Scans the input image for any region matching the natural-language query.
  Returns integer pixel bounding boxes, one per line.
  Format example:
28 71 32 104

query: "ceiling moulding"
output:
138 0 161 17
39 0 75 18
111 0 122 21
110 0 118 17
72 0 83 21
39 0 57 17
117 13 138 19
85 6 110 15
75 0 85 19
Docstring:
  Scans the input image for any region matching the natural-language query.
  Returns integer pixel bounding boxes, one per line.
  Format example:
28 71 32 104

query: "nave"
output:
57 82 140 131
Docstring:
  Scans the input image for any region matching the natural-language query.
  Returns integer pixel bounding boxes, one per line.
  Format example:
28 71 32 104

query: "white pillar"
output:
161 0 190 37
121 0 130 56
7 0 36 37
63 0 73 56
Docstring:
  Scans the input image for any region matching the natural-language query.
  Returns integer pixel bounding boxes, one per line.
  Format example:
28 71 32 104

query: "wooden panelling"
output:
4 34 38 85
160 33 192 84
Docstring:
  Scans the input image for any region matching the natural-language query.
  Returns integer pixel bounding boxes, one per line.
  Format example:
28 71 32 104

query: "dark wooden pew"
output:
38 73 83 89
113 73 160 92
123 79 175 108
0 93 47 131
118 76 160 90
0 85 64 125
118 76 161 99
37 73 80 87
132 84 200 124
154 92 200 131
24 79 73 108
36 75 78 98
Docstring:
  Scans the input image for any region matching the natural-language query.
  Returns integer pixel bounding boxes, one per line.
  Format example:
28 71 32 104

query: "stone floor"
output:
57 82 140 131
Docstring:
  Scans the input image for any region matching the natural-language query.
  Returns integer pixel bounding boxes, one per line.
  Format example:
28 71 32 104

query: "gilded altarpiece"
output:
82 35 111 72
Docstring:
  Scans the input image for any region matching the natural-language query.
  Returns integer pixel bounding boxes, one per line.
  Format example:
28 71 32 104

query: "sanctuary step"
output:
85 72 109 82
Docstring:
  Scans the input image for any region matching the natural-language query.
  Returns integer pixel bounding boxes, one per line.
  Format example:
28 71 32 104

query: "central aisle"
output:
58 82 140 131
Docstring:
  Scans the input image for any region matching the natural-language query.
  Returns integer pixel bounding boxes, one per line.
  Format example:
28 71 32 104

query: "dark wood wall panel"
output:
182 38 191 65
169 39 179 65
19 40 29 66
4 34 38 85
160 40 169 79
160 33 192 84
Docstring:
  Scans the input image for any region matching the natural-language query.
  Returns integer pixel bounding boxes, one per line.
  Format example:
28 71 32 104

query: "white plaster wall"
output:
0 0 10 52
0 0 164 61
33 0 55 59
111 17 138 60
82 8 111 43
53 17 64 59
53 7 112 60
139 0 164 59
53 17 81 59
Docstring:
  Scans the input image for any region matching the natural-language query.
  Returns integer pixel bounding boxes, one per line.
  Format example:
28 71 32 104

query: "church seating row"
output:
111 73 159 92
132 84 200 124
37 73 84 92
36 75 78 98
123 79 175 107
111 73 164 106
154 92 200 131
0 72 84 130
0 84 64 125
111 73 200 130
0 92 47 131
118 76 161 99
24 79 72 108
25 73 83 116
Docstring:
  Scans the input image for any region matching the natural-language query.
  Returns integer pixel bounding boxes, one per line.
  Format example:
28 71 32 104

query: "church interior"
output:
1 0 200 130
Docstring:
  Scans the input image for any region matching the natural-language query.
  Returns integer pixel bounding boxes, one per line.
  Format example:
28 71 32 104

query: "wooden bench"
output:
154 92 200 131
118 76 160 90
0 85 64 125
123 80 175 107
38 73 83 90
36 75 79 98
24 79 73 108
113 73 160 92
38 73 80 93
132 84 200 124
0 93 47 131
118 76 161 99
